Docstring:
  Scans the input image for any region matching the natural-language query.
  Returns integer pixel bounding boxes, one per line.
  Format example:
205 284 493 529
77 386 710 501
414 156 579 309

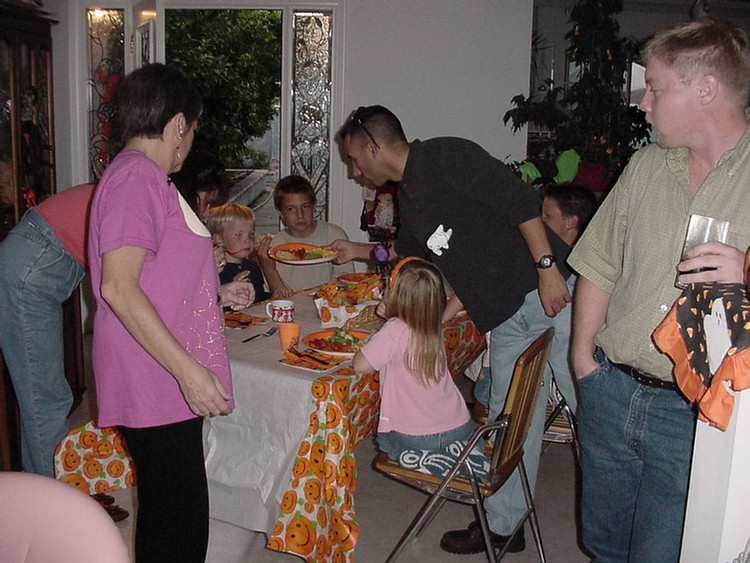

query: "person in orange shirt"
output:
0 183 95 478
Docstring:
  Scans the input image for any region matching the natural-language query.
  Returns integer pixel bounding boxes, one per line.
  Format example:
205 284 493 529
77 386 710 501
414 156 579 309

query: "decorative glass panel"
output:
292 11 332 220
86 9 124 181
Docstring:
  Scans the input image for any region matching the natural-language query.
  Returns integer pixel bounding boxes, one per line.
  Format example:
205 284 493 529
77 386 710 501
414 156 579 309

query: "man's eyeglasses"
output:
352 107 380 149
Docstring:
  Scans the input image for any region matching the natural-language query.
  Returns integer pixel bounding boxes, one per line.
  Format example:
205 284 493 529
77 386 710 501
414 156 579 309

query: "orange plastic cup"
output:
278 323 301 358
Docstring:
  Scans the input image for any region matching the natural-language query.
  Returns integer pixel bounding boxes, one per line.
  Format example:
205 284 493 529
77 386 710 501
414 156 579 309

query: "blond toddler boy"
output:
207 203 270 303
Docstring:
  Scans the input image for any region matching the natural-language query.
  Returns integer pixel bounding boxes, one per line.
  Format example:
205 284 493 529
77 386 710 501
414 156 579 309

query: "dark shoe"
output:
103 503 130 523
91 493 115 506
440 521 525 554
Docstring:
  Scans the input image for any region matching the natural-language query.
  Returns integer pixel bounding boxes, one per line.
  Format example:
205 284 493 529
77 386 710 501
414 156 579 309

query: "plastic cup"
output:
278 323 301 358
675 214 730 288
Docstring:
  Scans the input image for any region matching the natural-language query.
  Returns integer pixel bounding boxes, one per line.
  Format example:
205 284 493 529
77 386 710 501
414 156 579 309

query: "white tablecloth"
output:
204 292 332 534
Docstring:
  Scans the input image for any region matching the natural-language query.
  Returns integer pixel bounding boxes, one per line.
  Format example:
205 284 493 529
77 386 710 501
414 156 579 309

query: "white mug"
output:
266 299 295 323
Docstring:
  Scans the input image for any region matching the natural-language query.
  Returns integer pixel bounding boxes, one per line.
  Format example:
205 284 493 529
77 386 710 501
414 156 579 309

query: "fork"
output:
287 345 331 368
242 325 278 343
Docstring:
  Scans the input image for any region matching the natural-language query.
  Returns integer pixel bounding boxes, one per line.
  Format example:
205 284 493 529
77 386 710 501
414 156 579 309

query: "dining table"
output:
203 282 486 563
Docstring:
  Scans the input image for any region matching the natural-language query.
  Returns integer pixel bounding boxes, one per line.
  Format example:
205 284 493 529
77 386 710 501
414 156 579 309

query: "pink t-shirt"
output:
88 151 232 428
35 183 96 268
359 317 470 435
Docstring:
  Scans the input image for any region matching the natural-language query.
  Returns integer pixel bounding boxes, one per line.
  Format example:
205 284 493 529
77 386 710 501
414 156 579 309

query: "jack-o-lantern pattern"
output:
443 312 485 380
54 419 136 493
267 312 484 563
267 368 379 563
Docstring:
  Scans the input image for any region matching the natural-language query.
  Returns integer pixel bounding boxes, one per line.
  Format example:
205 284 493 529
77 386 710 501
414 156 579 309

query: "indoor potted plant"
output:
504 0 651 192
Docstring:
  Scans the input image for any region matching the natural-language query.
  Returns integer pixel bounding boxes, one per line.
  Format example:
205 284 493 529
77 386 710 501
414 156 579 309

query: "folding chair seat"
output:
374 328 554 563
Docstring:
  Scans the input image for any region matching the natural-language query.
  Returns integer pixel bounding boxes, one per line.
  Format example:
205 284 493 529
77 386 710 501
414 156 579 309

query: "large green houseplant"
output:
504 0 651 188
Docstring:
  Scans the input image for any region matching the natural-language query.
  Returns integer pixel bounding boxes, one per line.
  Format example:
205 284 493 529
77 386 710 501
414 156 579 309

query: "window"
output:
86 8 124 181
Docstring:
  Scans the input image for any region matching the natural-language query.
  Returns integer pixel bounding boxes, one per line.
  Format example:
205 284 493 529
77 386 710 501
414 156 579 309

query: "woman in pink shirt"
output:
353 259 487 478
88 64 252 563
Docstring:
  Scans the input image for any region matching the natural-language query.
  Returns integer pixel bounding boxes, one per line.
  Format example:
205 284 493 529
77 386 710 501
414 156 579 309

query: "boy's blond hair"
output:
206 203 255 235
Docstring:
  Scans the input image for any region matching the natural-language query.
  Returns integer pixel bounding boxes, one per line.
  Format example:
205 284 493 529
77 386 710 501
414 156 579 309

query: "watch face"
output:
537 255 555 269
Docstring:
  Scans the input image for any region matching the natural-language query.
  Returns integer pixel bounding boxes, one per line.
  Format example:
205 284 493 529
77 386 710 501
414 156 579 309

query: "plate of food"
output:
268 243 339 265
302 328 369 357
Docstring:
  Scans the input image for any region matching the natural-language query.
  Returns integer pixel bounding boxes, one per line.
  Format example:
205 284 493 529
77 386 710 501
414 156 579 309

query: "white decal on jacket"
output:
426 224 453 256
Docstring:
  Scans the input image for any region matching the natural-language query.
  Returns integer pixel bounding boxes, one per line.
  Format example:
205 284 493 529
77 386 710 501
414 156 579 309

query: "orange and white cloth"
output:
54 419 136 493
653 282 750 431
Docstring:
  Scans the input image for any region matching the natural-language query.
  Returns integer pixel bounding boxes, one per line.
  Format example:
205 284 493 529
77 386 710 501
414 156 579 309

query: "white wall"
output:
42 0 533 244
337 0 533 241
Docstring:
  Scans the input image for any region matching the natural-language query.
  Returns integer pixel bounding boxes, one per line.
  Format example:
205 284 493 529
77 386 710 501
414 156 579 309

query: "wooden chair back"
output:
489 328 553 486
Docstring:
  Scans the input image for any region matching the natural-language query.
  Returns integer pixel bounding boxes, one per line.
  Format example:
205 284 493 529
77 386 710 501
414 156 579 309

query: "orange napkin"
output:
279 351 349 372
224 311 268 329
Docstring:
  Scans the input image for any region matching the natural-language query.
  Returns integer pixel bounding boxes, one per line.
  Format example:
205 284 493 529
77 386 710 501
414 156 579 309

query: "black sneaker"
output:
440 520 525 554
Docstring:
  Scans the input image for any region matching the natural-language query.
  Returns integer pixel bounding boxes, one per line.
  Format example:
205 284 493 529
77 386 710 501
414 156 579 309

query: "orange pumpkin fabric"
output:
265 311 485 563
54 419 136 493
653 282 750 431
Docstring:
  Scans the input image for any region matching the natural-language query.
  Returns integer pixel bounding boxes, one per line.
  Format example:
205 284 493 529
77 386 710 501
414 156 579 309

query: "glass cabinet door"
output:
17 39 54 211
0 38 13 240
0 15 55 243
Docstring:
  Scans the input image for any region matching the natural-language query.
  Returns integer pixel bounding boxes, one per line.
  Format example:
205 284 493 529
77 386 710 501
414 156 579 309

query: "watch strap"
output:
535 254 556 269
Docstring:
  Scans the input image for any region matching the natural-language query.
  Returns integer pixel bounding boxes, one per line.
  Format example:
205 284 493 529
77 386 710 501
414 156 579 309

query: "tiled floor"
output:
69 337 589 563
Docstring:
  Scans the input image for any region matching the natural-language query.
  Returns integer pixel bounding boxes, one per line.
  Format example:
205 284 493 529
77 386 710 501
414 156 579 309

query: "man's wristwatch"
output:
535 254 556 269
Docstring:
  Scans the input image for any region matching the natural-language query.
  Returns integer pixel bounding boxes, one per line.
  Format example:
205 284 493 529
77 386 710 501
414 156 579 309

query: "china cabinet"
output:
0 2 84 471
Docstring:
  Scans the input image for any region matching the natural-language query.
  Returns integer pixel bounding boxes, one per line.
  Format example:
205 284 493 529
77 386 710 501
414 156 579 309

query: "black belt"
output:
611 362 678 391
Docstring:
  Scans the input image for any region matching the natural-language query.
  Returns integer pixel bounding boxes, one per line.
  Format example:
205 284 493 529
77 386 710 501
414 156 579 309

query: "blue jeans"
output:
0 209 84 476
376 419 476 458
482 281 577 534
577 351 696 563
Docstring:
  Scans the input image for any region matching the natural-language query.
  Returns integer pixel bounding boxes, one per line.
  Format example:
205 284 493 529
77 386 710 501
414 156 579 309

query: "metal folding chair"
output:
542 372 581 465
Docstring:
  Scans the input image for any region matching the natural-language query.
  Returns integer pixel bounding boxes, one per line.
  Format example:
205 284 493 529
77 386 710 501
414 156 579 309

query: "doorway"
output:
85 7 334 226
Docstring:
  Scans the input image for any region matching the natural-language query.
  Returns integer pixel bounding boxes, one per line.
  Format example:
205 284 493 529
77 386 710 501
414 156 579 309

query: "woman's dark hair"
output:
170 150 229 212
117 63 202 143
273 174 316 209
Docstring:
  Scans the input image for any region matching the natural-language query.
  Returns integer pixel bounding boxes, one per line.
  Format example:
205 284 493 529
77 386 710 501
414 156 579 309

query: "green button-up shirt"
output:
568 117 750 380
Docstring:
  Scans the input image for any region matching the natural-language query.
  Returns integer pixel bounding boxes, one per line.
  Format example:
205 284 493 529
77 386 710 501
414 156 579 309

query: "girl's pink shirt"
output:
88 151 231 428
359 317 469 435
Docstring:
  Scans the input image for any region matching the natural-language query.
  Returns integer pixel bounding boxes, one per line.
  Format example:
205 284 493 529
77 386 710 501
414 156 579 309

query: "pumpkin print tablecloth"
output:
52 292 486 563
263 312 485 563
